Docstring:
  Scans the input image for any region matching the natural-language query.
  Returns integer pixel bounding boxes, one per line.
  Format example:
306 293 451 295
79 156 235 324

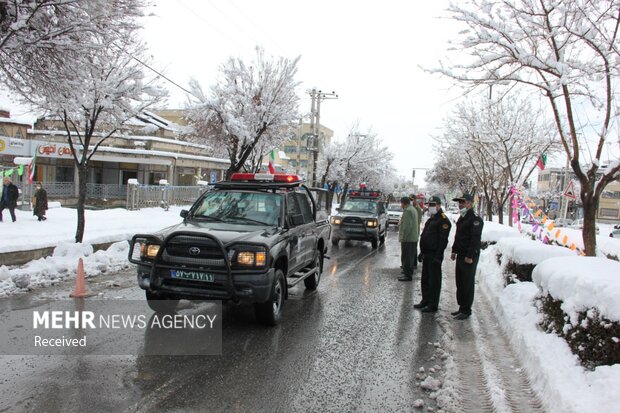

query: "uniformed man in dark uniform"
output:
450 193 484 320
414 196 451 313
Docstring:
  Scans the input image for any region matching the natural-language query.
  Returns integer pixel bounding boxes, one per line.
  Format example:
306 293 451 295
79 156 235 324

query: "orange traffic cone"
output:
70 258 95 298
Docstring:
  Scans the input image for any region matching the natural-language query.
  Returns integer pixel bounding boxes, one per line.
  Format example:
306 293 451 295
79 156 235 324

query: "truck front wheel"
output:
255 269 286 326
145 290 179 313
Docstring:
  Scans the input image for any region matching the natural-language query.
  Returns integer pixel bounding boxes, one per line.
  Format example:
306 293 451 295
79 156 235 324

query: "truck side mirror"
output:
180 210 189 218
288 214 305 226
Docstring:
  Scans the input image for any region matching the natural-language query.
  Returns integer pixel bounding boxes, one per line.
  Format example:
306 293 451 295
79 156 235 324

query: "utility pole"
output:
307 88 338 187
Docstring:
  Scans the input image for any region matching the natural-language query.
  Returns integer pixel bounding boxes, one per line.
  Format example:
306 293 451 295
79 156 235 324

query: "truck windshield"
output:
192 191 282 226
341 198 377 213
387 204 401 211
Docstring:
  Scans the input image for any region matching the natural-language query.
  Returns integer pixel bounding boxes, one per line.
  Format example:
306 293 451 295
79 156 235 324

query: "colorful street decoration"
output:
510 185 584 255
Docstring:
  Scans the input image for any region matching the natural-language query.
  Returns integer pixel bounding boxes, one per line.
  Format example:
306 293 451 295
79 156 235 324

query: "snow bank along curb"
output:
0 241 131 296
0 239 125 267
478 223 620 413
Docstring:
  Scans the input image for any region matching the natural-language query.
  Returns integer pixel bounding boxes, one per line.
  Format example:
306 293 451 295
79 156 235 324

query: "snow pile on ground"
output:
481 221 521 244
533 257 620 322
478 222 620 413
0 241 131 296
0 205 188 253
496 236 575 265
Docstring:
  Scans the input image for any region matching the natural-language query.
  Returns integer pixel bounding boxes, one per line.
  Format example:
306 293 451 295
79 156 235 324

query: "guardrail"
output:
14 182 208 210
126 184 209 210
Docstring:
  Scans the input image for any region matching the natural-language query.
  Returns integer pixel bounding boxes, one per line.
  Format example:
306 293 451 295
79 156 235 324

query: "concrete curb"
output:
0 240 130 267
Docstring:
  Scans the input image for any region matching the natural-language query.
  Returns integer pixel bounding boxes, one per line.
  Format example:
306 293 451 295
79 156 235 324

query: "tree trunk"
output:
340 183 350 208
507 194 513 227
486 197 493 222
75 164 88 243
497 203 504 225
581 191 597 256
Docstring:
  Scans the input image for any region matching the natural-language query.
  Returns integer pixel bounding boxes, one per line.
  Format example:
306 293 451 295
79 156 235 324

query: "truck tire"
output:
371 238 378 249
255 269 285 326
303 250 323 290
145 290 179 313
331 237 340 246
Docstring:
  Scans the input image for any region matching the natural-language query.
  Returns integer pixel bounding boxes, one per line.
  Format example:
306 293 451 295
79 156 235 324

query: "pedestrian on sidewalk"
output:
415 196 451 313
398 196 419 281
450 193 484 320
0 176 19 222
32 182 48 221
409 194 423 272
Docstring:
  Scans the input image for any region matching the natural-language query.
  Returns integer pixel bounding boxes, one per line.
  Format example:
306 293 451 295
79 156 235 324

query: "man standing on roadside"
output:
0 176 19 222
415 196 451 313
409 194 423 272
450 193 483 320
398 196 419 281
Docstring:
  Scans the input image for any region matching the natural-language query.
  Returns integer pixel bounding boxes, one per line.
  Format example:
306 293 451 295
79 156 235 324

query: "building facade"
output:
537 167 620 222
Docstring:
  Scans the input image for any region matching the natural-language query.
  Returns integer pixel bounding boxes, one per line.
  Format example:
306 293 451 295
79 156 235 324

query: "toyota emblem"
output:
189 247 201 255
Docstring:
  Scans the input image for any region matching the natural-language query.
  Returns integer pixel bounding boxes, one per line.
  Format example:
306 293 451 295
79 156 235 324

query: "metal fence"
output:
35 182 128 199
126 184 209 211
14 182 208 211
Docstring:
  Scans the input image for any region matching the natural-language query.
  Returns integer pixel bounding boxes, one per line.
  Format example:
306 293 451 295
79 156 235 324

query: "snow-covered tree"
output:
438 0 620 255
0 0 147 91
186 48 300 178
4 2 165 243
317 127 395 208
435 96 557 222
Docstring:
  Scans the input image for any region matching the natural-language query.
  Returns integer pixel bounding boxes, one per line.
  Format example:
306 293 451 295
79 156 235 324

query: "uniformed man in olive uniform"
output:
398 196 419 281
414 196 451 312
450 193 484 320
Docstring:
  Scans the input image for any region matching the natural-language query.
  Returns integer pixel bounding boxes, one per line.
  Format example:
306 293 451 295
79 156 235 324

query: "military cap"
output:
427 195 442 204
452 193 474 202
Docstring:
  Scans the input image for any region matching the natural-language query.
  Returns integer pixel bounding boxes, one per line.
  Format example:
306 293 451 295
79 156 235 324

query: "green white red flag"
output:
27 145 38 183
536 153 547 170
268 150 276 174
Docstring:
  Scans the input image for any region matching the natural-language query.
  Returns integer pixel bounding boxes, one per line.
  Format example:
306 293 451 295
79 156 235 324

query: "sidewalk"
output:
0 204 189 296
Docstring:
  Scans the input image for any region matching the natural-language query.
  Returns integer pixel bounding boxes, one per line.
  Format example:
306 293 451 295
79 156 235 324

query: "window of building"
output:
599 208 619 218
121 170 138 184
56 166 74 182
284 146 298 153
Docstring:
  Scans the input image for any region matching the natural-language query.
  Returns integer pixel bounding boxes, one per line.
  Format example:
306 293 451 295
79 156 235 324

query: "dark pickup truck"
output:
128 173 331 325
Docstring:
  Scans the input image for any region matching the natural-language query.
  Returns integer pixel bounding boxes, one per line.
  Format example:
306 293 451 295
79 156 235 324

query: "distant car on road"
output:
554 218 574 227
610 228 620 239
387 203 403 225
568 218 600 234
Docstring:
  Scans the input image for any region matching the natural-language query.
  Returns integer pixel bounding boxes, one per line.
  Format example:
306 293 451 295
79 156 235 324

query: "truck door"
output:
294 191 318 266
285 192 305 272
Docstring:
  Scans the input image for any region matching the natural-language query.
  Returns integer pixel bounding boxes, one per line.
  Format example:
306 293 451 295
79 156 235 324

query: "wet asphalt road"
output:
0 229 450 412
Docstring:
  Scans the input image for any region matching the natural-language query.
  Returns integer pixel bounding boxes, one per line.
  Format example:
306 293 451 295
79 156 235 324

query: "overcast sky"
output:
140 0 464 183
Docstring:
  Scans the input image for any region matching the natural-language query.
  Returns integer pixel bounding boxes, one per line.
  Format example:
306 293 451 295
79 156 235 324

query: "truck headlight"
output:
366 219 378 228
331 216 342 225
140 243 160 260
235 248 267 267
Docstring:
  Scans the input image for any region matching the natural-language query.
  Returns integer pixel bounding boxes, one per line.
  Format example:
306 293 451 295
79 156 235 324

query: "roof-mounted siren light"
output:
230 173 301 183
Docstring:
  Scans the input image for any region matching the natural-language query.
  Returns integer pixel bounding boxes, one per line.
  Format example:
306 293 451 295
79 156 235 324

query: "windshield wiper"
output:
192 215 224 222
228 216 271 226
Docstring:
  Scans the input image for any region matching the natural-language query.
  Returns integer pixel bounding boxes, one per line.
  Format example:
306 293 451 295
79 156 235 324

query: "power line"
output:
111 42 199 100
175 0 245 50
228 0 286 54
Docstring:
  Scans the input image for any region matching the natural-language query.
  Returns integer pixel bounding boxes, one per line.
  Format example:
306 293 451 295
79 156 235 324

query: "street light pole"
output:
307 88 338 187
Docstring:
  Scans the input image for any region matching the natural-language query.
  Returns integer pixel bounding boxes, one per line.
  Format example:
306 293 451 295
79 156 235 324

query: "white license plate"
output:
170 270 215 282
